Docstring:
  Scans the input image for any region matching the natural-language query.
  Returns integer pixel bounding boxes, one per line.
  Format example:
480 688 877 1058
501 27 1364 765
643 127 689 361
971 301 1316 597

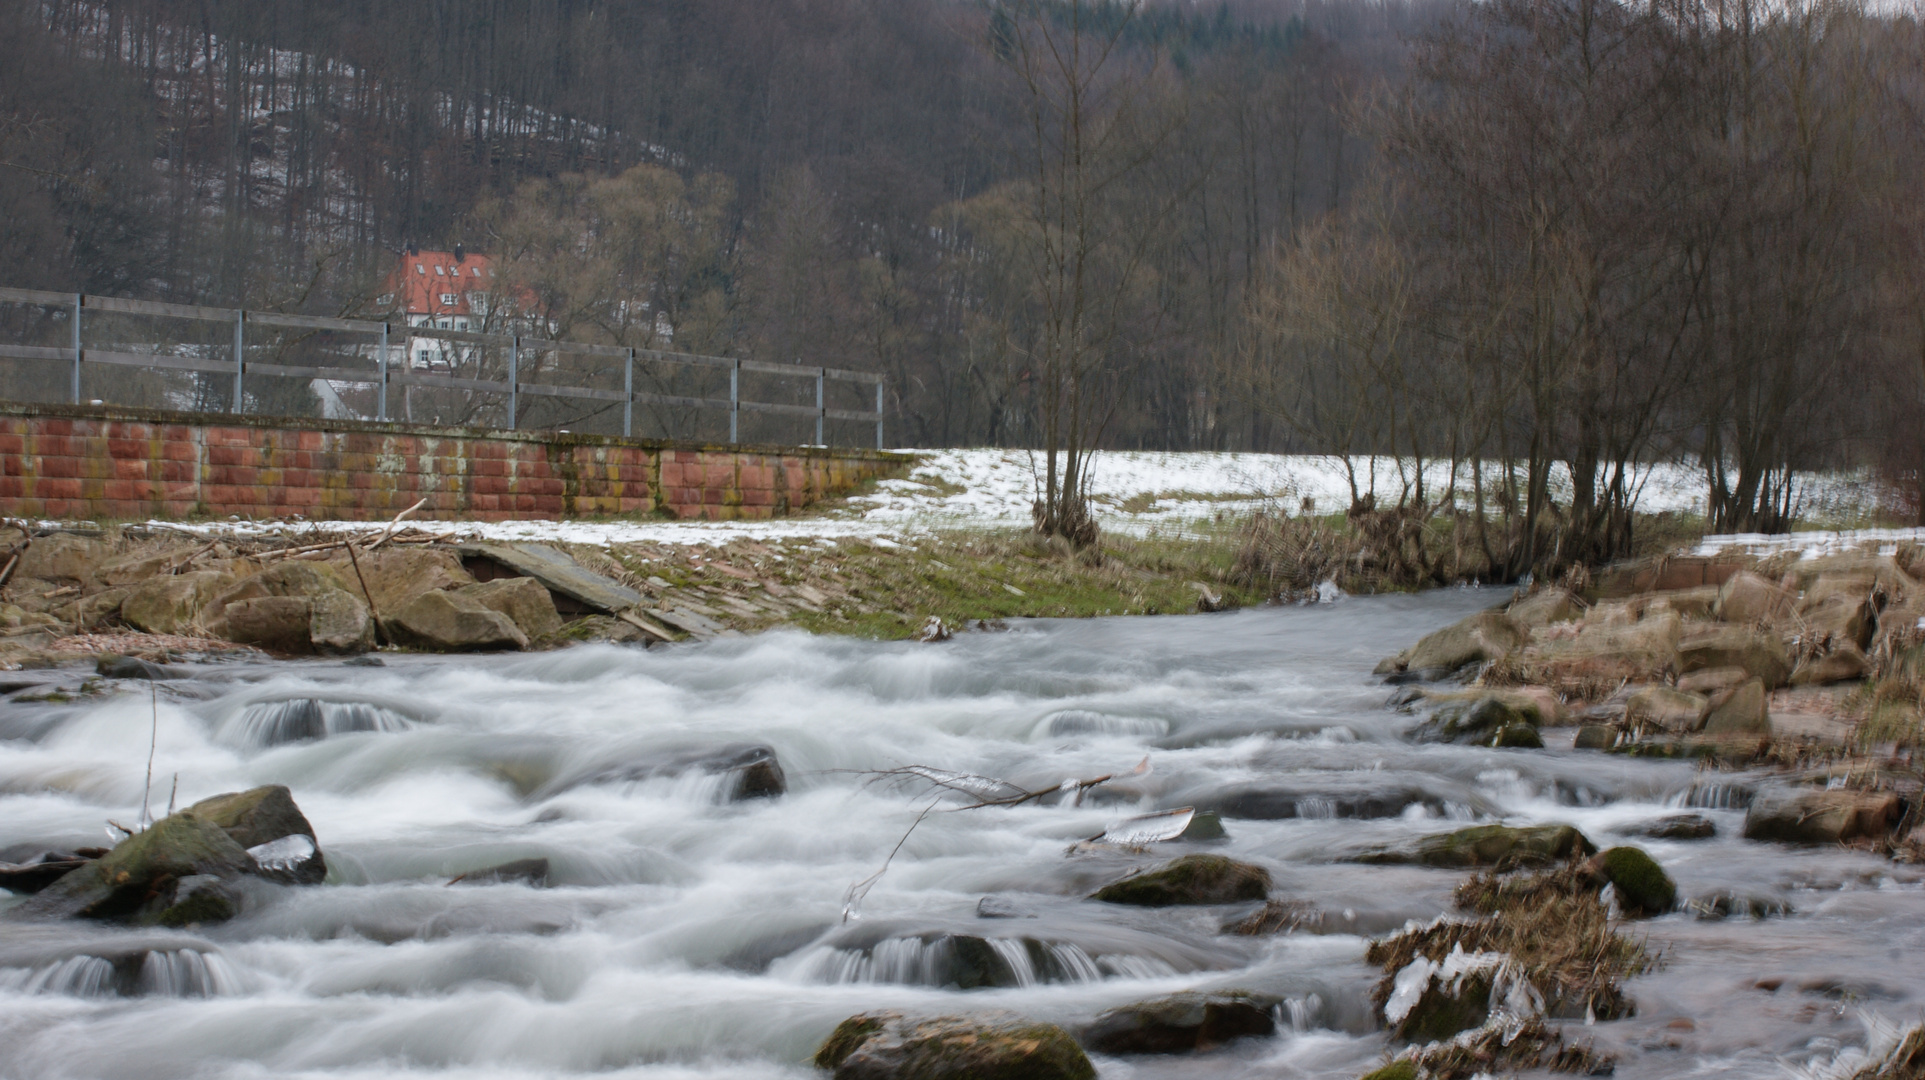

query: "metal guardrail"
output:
0 286 886 448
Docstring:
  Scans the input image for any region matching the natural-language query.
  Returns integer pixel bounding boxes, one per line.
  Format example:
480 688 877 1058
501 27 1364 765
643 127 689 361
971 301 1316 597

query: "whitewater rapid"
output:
1 593 1920 1079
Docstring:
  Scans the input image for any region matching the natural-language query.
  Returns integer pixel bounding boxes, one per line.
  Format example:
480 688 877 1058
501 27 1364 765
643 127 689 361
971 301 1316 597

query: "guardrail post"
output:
377 323 389 421
508 335 519 429
232 309 245 411
815 367 825 446
729 358 740 443
70 293 82 403
623 348 634 437
875 380 884 450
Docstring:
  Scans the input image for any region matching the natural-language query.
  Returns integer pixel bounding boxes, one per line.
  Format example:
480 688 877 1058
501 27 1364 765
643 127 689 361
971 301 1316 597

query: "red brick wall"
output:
0 404 905 522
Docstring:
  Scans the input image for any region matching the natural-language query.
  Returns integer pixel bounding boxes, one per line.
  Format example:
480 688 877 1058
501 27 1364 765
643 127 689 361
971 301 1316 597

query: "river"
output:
1 591 1919 1079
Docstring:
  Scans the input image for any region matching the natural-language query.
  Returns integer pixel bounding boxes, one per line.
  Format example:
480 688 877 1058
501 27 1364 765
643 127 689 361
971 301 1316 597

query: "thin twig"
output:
367 499 429 552
139 677 158 830
843 799 940 923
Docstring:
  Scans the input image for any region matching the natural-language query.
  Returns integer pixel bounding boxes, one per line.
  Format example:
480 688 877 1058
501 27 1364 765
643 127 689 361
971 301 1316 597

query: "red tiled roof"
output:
379 250 499 317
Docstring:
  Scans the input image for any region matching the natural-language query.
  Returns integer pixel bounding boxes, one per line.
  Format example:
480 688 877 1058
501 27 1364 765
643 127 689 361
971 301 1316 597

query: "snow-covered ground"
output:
118 449 1900 548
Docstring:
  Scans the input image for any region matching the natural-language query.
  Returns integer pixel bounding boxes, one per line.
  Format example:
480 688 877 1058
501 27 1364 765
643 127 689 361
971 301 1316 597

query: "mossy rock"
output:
1591 846 1675 917
11 812 253 923
1089 854 1270 906
1491 722 1544 748
1358 823 1596 870
1412 695 1536 745
815 1011 1095 1080
1359 1062 1419 1080
187 784 326 884
1396 972 1492 1043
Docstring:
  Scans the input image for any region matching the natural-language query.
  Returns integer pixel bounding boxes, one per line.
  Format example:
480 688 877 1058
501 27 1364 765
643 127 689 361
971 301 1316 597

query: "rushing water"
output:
1 591 1920 1080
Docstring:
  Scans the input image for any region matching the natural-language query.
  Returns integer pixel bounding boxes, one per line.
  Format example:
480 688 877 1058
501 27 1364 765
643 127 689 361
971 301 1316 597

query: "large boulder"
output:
1585 846 1675 917
457 578 563 639
187 784 327 885
1782 554 1916 595
120 570 234 635
60 586 129 631
815 1012 1094 1080
388 590 528 651
17 533 111 583
1743 788 1902 845
1624 686 1709 734
1402 611 1524 675
1082 991 1277 1054
1642 586 1721 620
1679 627 1792 689
10 812 254 923
1357 823 1595 870
1089 854 1270 906
1799 595 1875 652
326 547 474 616
1715 571 1796 625
1700 678 1769 737
218 590 374 656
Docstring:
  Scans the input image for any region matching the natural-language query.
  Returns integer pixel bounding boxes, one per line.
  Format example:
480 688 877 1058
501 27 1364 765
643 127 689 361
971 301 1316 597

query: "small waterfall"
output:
1284 992 1325 1031
19 955 116 996
1668 781 1755 810
139 949 242 997
230 699 413 746
785 935 1164 988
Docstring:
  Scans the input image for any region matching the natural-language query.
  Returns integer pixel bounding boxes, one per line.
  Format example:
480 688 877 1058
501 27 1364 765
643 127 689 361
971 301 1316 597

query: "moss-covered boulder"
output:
10 812 254 923
1624 686 1709 734
1082 991 1277 1054
1357 823 1596 870
388 589 529 651
814 1011 1094 1080
1411 695 1541 746
121 570 234 635
1358 1062 1419 1080
1587 846 1675 917
1089 854 1270 906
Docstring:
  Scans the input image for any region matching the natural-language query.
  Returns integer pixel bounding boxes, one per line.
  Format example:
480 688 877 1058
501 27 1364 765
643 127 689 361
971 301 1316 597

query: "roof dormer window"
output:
440 293 457 306
416 264 425 274
435 265 446 276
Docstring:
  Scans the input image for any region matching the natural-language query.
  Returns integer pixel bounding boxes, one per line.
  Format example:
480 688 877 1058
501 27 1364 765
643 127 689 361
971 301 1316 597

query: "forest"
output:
1 0 1922 564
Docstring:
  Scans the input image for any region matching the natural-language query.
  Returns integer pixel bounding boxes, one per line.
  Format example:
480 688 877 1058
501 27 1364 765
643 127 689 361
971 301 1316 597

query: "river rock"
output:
1195 777 1499 821
1082 991 1277 1054
1507 588 1580 629
558 743 786 801
0 850 96 894
1680 627 1792 688
1357 823 1595 869
815 1011 1095 1080
1512 611 1682 690
1643 585 1722 620
457 578 563 638
1361 1063 1420 1080
10 812 256 923
1626 814 1715 840
92 546 197 588
1799 595 1875 652
1573 723 1619 750
1791 643 1868 685
1089 854 1270 906
63 586 129 630
308 590 376 653
1411 695 1540 746
1701 678 1769 737
1677 666 1750 694
1624 686 1708 733
1584 846 1675 916
1742 788 1902 844
120 570 234 635
326 547 475 615
449 857 550 886
97 655 192 680
17 533 111 583
187 785 327 884
1715 571 1795 624
221 596 316 653
1401 611 1524 675
388 589 528 651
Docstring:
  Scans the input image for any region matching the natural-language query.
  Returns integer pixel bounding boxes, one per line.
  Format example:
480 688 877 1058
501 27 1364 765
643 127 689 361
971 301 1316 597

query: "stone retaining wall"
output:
0 403 907 521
